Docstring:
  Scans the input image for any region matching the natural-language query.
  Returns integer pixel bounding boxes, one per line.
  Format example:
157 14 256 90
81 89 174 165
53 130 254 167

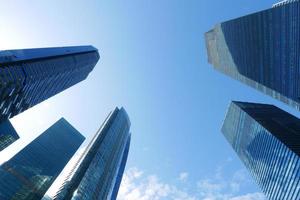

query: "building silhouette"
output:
53 107 131 200
222 101 300 200
205 1 300 110
0 118 85 200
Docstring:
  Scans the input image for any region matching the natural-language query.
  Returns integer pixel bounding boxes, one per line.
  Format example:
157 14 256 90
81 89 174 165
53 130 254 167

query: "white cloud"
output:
230 169 248 193
179 172 189 182
196 168 265 200
197 179 224 193
230 192 265 200
118 168 196 200
118 167 266 200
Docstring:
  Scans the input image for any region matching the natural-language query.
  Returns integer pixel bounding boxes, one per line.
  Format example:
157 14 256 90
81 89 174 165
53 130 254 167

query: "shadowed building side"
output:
0 120 19 151
0 45 100 122
205 1 300 110
53 107 131 200
111 135 130 200
0 118 85 200
222 101 300 200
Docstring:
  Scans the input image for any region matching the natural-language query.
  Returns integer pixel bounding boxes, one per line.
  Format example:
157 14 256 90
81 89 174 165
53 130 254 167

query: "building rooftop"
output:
0 45 98 65
272 0 299 8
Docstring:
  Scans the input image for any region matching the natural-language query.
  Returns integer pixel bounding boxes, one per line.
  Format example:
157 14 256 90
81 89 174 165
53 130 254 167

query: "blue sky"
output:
0 0 294 199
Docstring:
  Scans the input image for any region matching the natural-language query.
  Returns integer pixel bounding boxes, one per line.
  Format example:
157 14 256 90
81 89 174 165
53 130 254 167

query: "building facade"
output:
0 118 85 200
222 101 300 200
53 107 131 200
0 46 99 121
110 136 130 200
205 1 300 110
0 120 19 151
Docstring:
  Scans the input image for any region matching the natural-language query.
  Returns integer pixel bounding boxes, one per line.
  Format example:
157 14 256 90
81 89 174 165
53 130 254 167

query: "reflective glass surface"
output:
205 1 300 110
0 46 99 122
54 108 131 200
0 120 19 151
0 118 85 200
222 101 300 200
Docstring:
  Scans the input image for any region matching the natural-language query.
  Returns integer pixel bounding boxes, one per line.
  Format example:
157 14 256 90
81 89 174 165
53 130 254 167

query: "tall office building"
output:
222 101 300 200
53 107 131 200
0 120 19 151
0 46 98 151
205 1 300 110
0 46 99 121
0 118 85 200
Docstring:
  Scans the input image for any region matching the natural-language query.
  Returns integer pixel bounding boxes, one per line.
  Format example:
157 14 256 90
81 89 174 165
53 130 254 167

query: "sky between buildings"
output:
0 0 292 199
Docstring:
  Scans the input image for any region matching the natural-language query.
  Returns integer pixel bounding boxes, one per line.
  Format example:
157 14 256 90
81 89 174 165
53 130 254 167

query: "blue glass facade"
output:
0 120 19 151
205 1 300 110
0 118 85 200
222 101 300 200
111 136 130 200
53 107 131 200
0 46 99 121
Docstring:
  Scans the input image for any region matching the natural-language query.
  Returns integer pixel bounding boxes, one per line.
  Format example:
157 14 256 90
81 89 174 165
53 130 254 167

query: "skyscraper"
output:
53 107 131 200
0 120 19 151
222 101 300 200
0 46 99 121
0 118 85 200
205 1 300 110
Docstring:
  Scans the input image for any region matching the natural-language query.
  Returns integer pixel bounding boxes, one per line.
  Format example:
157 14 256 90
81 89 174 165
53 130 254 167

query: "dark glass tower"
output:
0 118 85 200
205 1 300 110
53 107 131 200
222 101 300 200
0 46 99 121
111 137 130 200
0 120 19 151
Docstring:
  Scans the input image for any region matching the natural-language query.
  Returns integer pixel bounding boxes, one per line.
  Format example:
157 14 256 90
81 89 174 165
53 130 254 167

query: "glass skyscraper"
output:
0 118 85 200
0 46 99 121
0 120 19 151
0 45 98 151
205 1 300 110
222 101 300 200
53 107 131 200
